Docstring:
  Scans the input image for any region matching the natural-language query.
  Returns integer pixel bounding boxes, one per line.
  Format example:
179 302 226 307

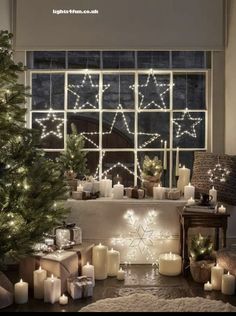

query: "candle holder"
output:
163 170 167 187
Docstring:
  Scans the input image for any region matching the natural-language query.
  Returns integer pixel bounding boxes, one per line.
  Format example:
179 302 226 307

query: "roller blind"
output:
14 0 225 50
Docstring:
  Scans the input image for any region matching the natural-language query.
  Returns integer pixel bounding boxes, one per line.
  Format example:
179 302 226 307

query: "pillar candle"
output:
59 294 68 305
92 243 108 280
211 264 224 290
100 177 112 197
82 262 95 286
92 181 100 194
175 147 180 176
209 186 217 204
218 205 226 214
159 252 182 276
34 266 47 299
204 281 213 291
184 183 195 200
107 248 120 277
163 141 167 170
177 166 190 193
77 184 83 192
221 272 235 295
117 267 125 281
153 184 165 200
113 182 124 199
14 279 28 304
44 274 61 304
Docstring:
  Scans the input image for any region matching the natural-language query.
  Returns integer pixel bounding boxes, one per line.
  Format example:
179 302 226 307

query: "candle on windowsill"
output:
184 183 195 200
77 184 83 192
113 181 124 200
153 184 165 200
177 165 190 193
163 141 167 170
14 279 28 304
175 147 180 176
209 186 217 204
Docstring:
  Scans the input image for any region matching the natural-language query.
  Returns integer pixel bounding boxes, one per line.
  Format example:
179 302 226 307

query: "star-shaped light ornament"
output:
35 111 64 139
208 163 230 183
173 109 202 138
130 70 173 110
68 72 110 110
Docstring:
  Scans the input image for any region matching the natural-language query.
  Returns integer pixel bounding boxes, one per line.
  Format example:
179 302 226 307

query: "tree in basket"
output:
141 155 163 197
57 123 88 191
189 233 215 283
0 30 69 271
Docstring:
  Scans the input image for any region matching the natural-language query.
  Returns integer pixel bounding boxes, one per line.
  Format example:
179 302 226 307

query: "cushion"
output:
191 152 236 205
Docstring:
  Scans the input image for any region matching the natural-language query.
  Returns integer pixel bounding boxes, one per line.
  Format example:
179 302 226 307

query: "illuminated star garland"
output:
68 72 110 110
208 159 230 184
129 70 174 110
35 111 64 139
172 108 202 138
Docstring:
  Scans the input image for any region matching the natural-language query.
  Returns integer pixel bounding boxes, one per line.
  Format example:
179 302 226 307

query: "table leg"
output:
215 228 219 250
183 226 189 276
222 226 227 248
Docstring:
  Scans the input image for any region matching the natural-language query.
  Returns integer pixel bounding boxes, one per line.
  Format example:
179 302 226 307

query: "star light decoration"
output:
172 108 202 138
68 72 110 110
208 161 230 184
35 110 64 139
129 70 173 110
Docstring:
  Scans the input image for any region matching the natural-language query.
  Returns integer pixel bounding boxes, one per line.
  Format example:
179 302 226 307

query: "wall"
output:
0 0 12 31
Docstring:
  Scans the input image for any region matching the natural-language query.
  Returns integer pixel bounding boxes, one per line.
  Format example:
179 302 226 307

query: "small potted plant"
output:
141 155 163 196
189 234 215 283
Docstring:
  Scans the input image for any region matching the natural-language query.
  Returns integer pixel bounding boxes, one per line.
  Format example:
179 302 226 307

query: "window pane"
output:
68 51 100 69
86 152 100 176
44 151 61 161
172 52 205 68
102 112 134 148
32 74 64 110
103 74 134 109
32 112 64 149
138 112 169 149
103 51 135 69
137 51 170 69
138 74 170 110
68 74 99 110
172 151 195 187
67 112 99 149
102 151 134 187
137 151 170 187
173 111 205 148
173 74 206 110
27 51 66 69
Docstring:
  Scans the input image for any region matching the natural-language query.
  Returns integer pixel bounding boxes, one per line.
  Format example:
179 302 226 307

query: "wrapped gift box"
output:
165 188 181 200
67 276 93 299
40 251 78 293
70 242 95 275
55 222 82 248
19 254 42 288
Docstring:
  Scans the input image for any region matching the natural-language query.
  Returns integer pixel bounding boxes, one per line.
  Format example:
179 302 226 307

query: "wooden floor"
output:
3 265 236 312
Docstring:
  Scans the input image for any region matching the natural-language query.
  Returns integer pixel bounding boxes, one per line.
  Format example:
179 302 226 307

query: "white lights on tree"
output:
35 111 64 139
129 70 173 110
172 108 202 138
68 72 110 110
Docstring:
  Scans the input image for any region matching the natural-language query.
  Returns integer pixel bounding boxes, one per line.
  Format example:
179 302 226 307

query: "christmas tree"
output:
0 30 69 268
189 234 214 261
57 123 88 179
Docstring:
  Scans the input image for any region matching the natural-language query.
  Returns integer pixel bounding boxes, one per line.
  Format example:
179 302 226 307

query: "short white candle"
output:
187 197 195 206
184 183 195 200
14 279 28 304
218 205 226 214
117 267 125 281
44 274 61 304
159 252 182 276
77 184 83 192
82 262 95 286
175 147 180 176
163 140 167 170
92 243 108 280
209 186 217 204
44 238 54 246
177 165 190 193
107 248 120 277
204 281 213 291
153 184 165 200
100 177 112 197
221 272 235 295
113 181 124 200
34 266 47 299
59 294 68 305
211 264 224 290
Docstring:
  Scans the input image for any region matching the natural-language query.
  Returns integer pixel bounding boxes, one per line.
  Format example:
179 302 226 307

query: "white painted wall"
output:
0 0 12 31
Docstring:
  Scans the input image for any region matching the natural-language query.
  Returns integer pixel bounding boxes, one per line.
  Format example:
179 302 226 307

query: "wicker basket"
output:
142 174 162 197
190 258 215 283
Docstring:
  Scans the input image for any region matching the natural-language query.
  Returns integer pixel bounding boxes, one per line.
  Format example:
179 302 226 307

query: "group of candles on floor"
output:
13 243 235 305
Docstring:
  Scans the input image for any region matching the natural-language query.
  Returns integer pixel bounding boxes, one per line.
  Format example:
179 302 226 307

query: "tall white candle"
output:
159 252 182 276
211 264 224 290
163 141 167 170
175 147 180 176
113 182 124 199
177 165 190 193
209 186 217 204
107 248 120 277
14 279 28 304
222 272 235 295
153 184 165 200
92 243 108 280
34 266 47 299
184 183 195 200
82 262 95 286
44 274 61 304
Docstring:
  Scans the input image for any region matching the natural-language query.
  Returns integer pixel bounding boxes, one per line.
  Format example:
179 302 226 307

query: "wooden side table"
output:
178 207 230 275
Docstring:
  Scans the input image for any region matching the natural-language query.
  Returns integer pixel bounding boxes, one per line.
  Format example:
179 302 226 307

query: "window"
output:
27 51 210 187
